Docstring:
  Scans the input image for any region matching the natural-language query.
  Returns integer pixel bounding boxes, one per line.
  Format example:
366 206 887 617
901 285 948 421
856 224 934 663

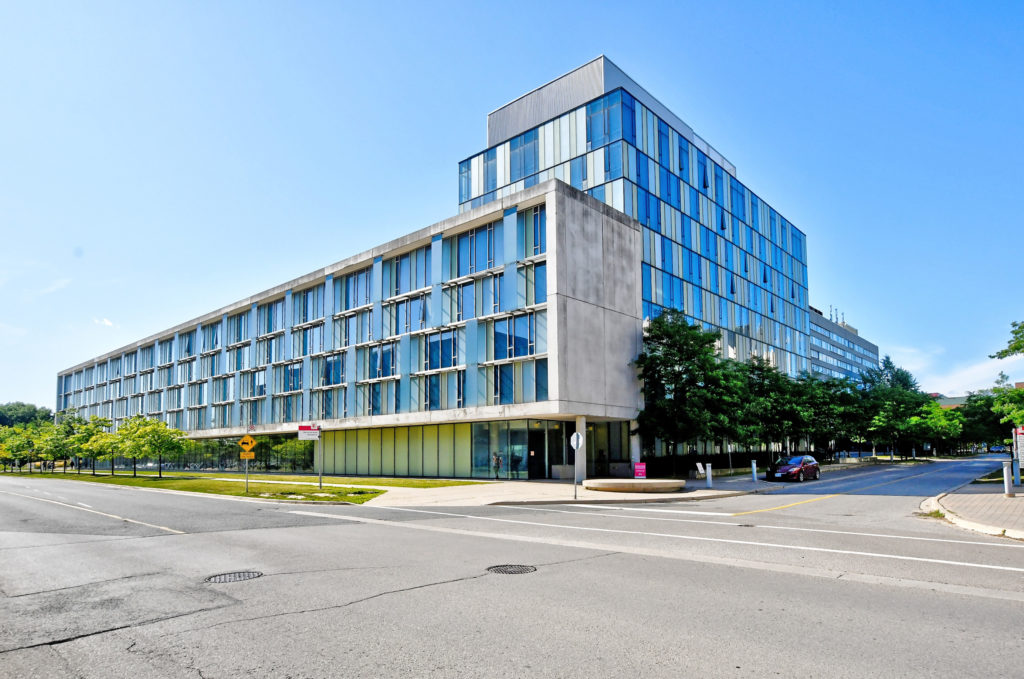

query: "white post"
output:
1003 460 1014 498
751 460 757 482
705 463 713 489
318 435 323 490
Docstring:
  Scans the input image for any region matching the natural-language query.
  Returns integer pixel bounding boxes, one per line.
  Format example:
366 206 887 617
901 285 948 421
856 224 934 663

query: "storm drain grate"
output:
486 565 537 575
206 571 263 584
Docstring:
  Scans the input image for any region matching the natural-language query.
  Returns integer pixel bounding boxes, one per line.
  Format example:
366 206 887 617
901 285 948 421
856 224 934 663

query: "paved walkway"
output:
935 480 1024 540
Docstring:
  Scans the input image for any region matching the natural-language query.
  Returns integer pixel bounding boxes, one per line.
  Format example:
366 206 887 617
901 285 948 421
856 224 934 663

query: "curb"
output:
929 493 1024 541
492 490 750 506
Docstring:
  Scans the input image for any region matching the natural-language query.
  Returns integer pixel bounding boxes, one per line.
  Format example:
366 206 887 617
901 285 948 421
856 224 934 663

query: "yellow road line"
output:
0 489 185 534
731 466 944 516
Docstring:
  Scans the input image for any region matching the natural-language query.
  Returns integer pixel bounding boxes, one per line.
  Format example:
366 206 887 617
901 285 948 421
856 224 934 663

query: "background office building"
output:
57 57 812 480
808 305 880 380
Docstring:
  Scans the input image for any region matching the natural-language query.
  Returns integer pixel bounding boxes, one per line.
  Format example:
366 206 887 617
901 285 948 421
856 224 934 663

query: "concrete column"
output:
575 415 586 483
629 419 641 465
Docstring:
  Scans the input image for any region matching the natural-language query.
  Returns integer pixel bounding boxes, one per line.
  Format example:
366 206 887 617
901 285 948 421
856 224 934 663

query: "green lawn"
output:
126 470 488 488
2 471 384 503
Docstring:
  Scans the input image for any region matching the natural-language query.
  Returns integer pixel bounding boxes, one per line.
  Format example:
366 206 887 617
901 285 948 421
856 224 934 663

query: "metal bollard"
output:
751 460 758 482
706 463 713 489
1003 460 1015 498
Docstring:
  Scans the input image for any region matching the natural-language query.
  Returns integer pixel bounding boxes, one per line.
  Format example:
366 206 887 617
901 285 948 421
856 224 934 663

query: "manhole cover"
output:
206 571 263 584
486 565 537 575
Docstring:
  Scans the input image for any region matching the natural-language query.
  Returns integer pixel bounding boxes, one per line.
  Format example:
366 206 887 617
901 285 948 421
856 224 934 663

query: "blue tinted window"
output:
441 331 454 369
484 148 497 193
457 233 471 277
536 358 548 401
494 319 508 360
642 263 652 301
459 160 471 204
636 153 649 190
535 263 547 303
499 364 514 405
570 156 586 189
622 91 636 145
428 333 440 370
428 374 440 411
657 120 670 168
605 141 623 180
713 166 724 205
678 137 690 183
513 315 529 357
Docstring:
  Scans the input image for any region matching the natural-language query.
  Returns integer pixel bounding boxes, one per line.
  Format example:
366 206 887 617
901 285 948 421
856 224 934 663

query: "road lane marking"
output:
732 466 949 516
77 502 92 508
564 504 733 517
0 490 184 534
291 507 1024 574
515 505 1024 549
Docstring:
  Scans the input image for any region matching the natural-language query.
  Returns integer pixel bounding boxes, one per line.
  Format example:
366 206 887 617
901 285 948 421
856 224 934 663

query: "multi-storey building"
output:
56 56 812 480
808 306 880 380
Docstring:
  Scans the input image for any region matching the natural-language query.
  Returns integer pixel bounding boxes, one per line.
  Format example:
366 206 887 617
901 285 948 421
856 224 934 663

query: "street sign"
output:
634 462 647 479
240 451 255 460
570 432 583 450
298 425 321 441
238 434 256 452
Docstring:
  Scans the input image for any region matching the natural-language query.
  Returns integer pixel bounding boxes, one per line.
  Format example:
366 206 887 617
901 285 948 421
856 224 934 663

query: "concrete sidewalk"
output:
933 482 1024 540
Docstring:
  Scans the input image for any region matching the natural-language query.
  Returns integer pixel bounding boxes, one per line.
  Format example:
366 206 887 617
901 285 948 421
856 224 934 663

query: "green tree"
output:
0 427 15 472
991 321 1024 359
73 416 113 475
36 422 68 473
115 415 151 477
83 431 119 475
139 419 187 478
737 356 797 465
960 392 1006 450
0 402 53 427
992 372 1024 429
634 310 730 472
4 426 36 472
908 400 963 455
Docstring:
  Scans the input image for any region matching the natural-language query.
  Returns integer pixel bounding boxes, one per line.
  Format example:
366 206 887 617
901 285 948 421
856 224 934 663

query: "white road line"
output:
290 508 1024 603
514 505 1024 549
77 502 92 508
290 506 1024 574
564 504 733 517
0 490 184 534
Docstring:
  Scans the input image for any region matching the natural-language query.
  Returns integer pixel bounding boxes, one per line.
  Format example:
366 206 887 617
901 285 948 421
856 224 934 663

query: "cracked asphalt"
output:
1 458 1022 678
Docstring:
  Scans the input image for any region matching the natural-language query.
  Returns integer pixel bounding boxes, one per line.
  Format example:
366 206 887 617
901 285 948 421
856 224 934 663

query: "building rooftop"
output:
486 55 736 175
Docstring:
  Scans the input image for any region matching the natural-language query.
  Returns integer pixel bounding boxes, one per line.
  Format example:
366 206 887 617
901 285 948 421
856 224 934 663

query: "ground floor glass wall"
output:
319 420 630 480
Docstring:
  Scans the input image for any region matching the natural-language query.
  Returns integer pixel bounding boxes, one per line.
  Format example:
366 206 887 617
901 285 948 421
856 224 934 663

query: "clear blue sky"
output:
2 0 1022 409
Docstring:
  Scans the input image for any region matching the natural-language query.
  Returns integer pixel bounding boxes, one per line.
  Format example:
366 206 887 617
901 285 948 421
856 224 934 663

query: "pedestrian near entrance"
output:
492 452 502 479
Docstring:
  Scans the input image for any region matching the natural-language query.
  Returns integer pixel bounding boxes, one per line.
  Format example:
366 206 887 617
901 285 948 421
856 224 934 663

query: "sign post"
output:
299 425 322 489
570 431 583 500
238 434 257 493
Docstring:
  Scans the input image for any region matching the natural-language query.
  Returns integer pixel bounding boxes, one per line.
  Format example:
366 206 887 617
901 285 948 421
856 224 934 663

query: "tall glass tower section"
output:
459 56 809 375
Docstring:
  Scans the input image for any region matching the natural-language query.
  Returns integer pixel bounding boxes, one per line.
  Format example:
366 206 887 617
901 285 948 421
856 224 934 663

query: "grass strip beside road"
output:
119 470 487 488
6 472 384 503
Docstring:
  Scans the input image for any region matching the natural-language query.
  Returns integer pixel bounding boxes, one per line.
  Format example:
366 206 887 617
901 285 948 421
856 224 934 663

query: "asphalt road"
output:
2 457 1021 678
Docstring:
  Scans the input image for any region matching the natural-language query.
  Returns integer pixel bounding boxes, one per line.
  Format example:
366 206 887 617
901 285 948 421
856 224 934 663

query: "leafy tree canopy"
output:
991 321 1024 360
0 402 53 427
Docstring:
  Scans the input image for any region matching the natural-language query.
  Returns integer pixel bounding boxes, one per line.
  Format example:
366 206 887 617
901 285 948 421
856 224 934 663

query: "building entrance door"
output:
527 429 546 479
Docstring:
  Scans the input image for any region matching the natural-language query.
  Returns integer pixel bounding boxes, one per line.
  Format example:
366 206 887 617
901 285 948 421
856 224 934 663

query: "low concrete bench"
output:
582 479 686 493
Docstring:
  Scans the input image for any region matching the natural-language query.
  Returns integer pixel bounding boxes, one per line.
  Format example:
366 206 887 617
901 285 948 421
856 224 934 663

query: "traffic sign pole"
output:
570 431 583 500
238 435 257 494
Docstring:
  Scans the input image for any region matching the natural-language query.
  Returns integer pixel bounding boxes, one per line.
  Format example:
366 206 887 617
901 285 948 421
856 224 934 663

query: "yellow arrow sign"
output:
239 434 256 452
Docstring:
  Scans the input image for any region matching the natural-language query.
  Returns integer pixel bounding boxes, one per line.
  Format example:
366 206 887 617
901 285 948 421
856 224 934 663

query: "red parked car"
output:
769 455 820 482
